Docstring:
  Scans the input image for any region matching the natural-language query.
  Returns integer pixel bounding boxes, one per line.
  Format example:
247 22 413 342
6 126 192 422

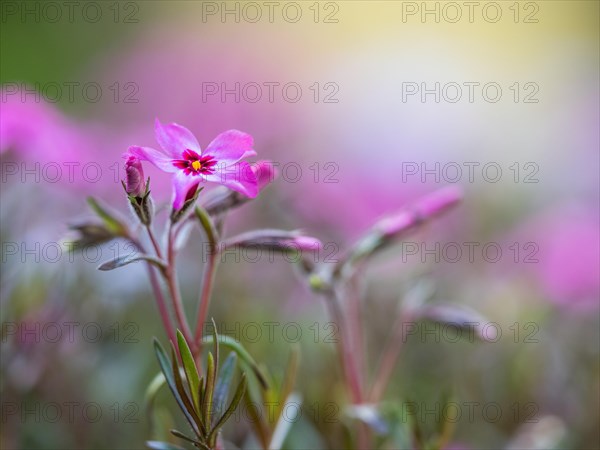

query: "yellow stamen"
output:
191 160 202 171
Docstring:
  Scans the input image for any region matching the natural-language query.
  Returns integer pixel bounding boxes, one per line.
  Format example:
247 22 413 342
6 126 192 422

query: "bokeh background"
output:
1 1 598 449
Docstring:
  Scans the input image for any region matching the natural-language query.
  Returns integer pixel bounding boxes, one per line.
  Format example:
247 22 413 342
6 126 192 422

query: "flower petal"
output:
172 171 202 211
127 146 177 173
204 130 256 164
208 161 258 198
154 118 201 157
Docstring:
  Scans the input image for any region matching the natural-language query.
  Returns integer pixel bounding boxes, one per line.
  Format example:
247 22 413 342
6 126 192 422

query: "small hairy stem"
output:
326 289 371 449
347 276 366 393
129 238 175 345
145 225 163 260
193 249 218 352
325 290 363 404
369 310 412 402
146 266 176 345
166 224 195 350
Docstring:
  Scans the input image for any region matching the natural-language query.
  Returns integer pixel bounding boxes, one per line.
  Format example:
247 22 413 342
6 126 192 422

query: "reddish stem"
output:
347 276 366 393
369 310 412 402
326 289 371 449
166 224 195 349
193 249 218 351
326 290 363 404
146 265 176 345
146 225 163 260
130 237 176 345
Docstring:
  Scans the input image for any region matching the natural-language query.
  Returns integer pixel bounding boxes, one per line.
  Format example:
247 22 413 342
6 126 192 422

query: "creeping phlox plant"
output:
70 120 485 449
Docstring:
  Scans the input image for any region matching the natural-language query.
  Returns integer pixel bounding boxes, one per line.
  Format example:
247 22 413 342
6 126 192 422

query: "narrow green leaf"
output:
211 318 219 380
410 396 425 448
170 429 205 448
277 346 300 420
98 253 166 272
208 374 247 447
198 375 205 412
212 352 237 423
202 352 216 425
269 393 303 450
435 390 456 449
144 372 166 438
169 343 205 435
200 334 268 390
176 330 201 411
210 319 219 424
145 373 166 405
194 206 218 249
152 339 199 436
87 197 127 235
66 223 115 249
243 389 269 449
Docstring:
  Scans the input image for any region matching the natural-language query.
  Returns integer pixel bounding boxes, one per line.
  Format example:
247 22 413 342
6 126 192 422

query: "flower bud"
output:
378 186 463 238
413 185 463 221
121 154 153 225
124 155 145 197
224 229 322 253
334 186 463 277
287 235 322 252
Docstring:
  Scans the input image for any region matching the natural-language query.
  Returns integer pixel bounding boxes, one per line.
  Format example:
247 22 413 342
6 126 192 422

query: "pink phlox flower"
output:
128 119 258 210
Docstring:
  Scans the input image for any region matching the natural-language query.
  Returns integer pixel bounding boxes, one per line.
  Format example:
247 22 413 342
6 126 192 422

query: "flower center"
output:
173 149 218 176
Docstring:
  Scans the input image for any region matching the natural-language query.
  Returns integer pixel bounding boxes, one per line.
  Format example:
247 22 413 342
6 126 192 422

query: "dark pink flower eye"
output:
173 150 218 176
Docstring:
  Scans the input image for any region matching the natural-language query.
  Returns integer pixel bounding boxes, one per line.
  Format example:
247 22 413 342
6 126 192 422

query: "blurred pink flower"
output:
128 119 258 210
0 88 146 196
1 88 84 162
513 206 600 310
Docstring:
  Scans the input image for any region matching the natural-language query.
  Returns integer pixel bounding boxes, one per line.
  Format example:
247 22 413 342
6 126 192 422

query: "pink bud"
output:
123 154 145 197
414 185 463 218
286 235 322 252
378 211 414 237
378 186 463 237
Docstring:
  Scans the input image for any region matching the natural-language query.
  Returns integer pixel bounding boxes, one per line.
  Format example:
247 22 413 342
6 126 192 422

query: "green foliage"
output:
150 329 247 450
